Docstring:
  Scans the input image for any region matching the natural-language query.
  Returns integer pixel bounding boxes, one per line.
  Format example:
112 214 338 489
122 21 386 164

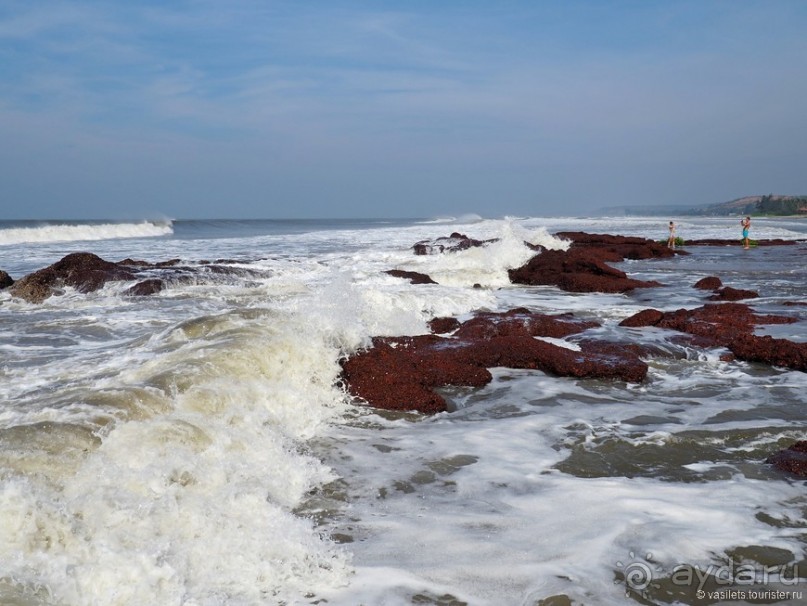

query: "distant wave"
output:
419 214 484 225
0 221 173 246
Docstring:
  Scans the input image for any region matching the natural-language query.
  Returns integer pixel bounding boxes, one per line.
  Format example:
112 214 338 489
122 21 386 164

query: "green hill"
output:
691 194 807 216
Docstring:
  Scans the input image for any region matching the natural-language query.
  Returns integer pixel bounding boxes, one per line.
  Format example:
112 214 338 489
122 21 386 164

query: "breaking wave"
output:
0 221 174 246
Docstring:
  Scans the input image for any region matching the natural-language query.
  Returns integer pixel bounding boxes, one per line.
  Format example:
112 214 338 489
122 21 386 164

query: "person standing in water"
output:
667 220 677 249
741 216 751 249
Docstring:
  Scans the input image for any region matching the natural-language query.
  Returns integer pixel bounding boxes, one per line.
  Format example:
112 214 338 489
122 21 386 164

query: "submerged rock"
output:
619 303 804 371
707 286 759 301
125 279 165 296
766 441 807 477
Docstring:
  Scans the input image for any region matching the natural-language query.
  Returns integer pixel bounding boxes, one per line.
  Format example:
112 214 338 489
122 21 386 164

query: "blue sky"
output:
1 1 806 219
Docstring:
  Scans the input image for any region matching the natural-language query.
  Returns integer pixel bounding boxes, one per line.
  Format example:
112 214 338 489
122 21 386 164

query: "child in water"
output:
741 216 751 249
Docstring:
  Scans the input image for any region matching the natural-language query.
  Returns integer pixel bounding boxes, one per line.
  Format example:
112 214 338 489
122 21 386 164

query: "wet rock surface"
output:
8 252 266 303
766 441 807 477
385 269 437 285
693 276 723 290
10 253 137 303
0 269 14 290
619 303 805 371
340 309 647 414
508 232 671 293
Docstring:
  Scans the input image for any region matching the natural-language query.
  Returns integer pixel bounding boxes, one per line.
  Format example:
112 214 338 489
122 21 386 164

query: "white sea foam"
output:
0 220 173 246
0 216 804 604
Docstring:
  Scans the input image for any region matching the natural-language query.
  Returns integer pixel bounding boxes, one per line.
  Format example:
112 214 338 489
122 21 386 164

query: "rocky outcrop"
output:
9 252 267 303
553 232 680 260
707 286 758 301
508 248 661 293
385 269 437 285
507 232 673 294
694 276 723 290
10 253 136 303
0 270 13 290
340 309 647 414
767 441 807 477
619 303 804 371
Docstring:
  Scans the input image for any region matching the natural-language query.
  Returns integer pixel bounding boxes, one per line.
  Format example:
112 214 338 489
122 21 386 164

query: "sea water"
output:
0 216 805 605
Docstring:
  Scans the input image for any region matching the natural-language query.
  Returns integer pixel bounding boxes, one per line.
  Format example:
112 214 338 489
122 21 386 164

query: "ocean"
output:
0 215 805 606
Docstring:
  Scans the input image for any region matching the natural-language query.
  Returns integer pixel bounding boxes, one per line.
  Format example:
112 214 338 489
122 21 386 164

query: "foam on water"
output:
0 216 805 604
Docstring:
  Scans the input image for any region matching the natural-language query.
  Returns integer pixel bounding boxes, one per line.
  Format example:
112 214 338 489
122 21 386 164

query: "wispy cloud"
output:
1 0 806 217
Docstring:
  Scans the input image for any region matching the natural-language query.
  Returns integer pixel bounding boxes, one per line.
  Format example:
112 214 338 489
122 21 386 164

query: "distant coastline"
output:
600 194 807 217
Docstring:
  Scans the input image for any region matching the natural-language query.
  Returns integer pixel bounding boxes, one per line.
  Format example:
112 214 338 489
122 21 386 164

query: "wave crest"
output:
0 221 174 246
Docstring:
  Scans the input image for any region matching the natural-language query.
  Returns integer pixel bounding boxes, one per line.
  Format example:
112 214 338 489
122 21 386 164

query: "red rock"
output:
620 303 803 371
429 317 461 334
767 441 807 476
453 308 599 339
619 309 665 327
554 231 681 260
707 286 758 301
340 310 646 414
694 276 723 290
508 233 665 294
729 334 807 371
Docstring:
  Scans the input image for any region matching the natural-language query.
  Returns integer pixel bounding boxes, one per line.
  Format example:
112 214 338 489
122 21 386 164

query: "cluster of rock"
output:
346 231 807 475
0 252 263 303
341 308 648 414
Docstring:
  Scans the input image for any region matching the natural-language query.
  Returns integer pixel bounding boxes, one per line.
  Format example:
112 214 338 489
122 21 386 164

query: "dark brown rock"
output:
453 308 599 340
707 286 759 301
767 441 807 476
124 279 164 296
9 253 136 303
429 317 461 334
0 270 13 290
509 247 661 294
729 334 807 371
554 231 681 260
694 276 723 290
385 269 437 285
619 309 665 328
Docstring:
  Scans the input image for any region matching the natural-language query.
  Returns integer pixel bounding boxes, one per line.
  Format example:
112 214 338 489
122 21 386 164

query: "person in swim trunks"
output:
741 216 751 249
